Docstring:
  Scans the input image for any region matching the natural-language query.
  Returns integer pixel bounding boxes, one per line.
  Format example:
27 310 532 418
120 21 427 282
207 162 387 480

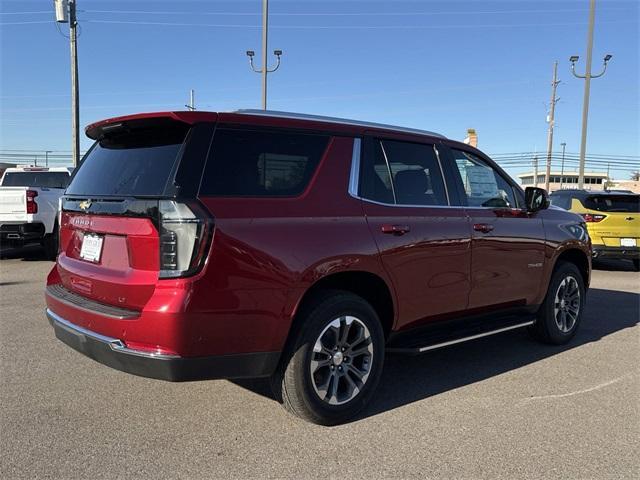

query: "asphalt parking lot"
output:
1 246 638 479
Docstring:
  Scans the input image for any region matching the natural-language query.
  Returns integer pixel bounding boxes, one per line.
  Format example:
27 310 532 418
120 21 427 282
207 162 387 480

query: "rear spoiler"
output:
85 111 218 140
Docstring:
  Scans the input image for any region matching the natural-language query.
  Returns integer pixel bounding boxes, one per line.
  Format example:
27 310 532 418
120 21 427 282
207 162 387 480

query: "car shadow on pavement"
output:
592 258 637 272
0 244 51 261
231 287 639 424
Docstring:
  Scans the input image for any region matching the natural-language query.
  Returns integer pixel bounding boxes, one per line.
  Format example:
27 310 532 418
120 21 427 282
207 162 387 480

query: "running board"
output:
386 320 536 355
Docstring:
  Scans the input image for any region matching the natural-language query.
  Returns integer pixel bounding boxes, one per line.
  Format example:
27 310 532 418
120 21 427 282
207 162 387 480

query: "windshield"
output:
66 123 190 197
1 172 70 188
584 194 640 213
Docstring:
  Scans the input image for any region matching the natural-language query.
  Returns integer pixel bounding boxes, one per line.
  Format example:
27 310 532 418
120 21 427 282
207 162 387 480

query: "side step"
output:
386 316 536 355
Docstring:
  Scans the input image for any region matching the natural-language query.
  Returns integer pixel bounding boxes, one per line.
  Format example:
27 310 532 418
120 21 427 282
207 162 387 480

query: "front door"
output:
357 137 472 330
445 147 546 311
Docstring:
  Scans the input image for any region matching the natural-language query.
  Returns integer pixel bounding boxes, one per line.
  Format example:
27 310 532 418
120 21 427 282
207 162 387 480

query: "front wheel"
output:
272 291 385 425
530 261 585 344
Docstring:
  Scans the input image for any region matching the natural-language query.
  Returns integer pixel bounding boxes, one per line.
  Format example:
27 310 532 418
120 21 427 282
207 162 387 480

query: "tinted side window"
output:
450 149 516 208
383 140 447 206
359 140 394 204
200 129 329 197
550 194 571 210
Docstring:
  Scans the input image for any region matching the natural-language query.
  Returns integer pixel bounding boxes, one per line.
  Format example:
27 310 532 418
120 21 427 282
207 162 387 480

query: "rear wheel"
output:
272 291 385 425
633 258 640 272
530 261 585 344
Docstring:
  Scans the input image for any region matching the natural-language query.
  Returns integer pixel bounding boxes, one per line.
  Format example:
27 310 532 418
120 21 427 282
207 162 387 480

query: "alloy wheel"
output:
554 275 581 333
309 316 374 405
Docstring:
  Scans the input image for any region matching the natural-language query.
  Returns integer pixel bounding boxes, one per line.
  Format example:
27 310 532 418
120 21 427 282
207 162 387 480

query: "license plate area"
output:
80 234 104 263
620 238 637 247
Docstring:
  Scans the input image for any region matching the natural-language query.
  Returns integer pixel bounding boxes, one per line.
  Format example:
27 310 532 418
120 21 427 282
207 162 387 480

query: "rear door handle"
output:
473 223 494 234
381 224 411 235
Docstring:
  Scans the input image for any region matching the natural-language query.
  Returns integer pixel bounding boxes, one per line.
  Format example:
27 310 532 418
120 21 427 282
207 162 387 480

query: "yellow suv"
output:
550 189 639 270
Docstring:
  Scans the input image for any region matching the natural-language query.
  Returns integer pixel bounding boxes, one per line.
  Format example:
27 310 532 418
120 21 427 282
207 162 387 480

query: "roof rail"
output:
233 109 446 139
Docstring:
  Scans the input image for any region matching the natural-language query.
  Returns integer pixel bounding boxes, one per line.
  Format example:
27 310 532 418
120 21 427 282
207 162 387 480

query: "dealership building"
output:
517 171 609 192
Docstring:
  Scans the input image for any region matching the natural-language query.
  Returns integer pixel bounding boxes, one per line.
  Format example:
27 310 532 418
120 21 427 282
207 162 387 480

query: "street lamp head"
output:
569 55 579 63
604 54 612 62
274 50 283 56
246 50 255 57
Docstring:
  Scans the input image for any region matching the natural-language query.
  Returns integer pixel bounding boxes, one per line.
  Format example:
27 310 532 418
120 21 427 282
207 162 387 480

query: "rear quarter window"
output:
583 194 640 213
199 128 330 197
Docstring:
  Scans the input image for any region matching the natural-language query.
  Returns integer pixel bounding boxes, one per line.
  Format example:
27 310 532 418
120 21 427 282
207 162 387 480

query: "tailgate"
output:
57 211 160 311
597 212 640 246
0 187 27 222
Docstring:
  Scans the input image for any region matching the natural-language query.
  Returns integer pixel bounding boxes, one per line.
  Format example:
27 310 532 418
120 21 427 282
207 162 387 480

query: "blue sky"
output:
1 0 638 179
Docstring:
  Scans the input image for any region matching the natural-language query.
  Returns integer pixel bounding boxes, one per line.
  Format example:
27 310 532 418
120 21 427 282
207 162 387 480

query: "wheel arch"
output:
281 271 396 360
553 247 591 288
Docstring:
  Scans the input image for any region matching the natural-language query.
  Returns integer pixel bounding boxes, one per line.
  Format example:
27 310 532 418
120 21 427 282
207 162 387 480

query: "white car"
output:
0 166 73 258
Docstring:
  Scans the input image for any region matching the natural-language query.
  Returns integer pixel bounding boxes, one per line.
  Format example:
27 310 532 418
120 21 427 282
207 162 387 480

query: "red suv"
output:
46 110 591 424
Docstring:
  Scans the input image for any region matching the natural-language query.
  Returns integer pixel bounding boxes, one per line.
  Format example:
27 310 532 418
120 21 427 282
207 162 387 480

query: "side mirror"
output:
525 187 550 213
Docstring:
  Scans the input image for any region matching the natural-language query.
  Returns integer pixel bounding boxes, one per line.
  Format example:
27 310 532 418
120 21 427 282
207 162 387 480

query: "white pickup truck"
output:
0 166 73 258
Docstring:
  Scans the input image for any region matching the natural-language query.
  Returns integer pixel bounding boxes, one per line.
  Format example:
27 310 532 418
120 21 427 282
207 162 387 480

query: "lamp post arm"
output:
248 56 261 73
267 55 281 73
570 62 586 79
591 61 609 79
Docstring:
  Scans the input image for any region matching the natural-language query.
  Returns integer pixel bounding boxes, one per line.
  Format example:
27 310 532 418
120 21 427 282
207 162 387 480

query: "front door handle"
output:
381 224 411 235
473 223 494 234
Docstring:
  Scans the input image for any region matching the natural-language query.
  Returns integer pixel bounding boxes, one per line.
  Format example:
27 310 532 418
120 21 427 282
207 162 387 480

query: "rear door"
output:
358 136 471 330
444 146 546 311
57 119 213 310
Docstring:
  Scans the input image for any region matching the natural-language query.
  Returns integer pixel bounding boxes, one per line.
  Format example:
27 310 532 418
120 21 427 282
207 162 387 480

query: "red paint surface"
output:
47 111 592 361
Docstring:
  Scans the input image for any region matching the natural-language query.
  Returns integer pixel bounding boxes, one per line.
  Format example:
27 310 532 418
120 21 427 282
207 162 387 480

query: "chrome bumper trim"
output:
46 308 180 359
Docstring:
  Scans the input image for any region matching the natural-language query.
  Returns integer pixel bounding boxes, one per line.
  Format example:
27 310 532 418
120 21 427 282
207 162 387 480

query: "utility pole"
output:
544 61 560 192
54 0 80 167
246 0 283 110
45 150 52 167
69 1 80 167
559 142 566 189
185 89 195 110
533 154 539 188
569 0 612 189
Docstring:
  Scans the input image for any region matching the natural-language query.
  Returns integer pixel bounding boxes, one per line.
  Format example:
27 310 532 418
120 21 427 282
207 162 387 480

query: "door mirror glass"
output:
525 187 550 212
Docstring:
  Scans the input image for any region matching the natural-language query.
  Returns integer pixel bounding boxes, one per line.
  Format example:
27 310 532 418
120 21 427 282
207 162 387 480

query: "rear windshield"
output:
583 194 640 212
66 123 189 196
1 172 70 188
199 128 330 197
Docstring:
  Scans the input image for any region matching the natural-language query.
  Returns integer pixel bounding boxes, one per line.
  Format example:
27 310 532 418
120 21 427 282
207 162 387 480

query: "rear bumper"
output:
47 308 280 381
592 245 640 260
0 222 45 242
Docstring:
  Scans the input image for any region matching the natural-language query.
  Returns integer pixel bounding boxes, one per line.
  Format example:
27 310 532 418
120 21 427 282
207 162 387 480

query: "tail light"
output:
581 213 606 223
158 200 213 278
26 190 38 214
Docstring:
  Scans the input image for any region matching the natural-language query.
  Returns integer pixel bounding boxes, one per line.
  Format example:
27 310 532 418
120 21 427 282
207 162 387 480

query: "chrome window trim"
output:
379 140 398 204
348 138 361 197
433 144 451 205
234 109 446 139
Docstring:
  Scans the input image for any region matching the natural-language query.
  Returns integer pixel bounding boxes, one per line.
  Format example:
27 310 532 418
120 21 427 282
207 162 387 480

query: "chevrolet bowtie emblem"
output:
78 200 92 211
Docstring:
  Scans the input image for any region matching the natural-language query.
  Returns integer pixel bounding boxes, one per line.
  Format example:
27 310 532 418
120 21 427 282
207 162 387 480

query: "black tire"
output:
42 224 59 261
272 290 385 425
633 258 640 272
529 261 585 345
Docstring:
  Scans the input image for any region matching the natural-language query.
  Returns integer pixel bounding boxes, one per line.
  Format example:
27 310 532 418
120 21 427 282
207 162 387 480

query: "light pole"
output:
559 142 566 189
54 0 80 167
246 0 282 110
45 150 52 167
569 0 612 189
